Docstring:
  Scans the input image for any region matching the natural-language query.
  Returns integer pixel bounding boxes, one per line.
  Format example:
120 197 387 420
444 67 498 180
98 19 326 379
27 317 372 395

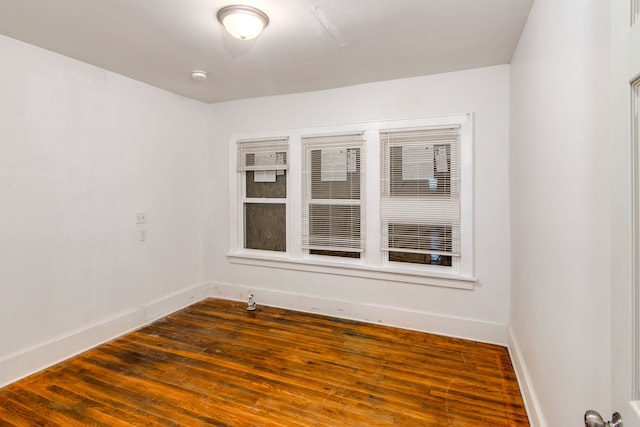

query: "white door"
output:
612 0 640 425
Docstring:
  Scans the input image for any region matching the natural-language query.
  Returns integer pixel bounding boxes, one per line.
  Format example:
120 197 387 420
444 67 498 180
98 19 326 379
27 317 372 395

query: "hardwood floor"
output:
0 298 529 426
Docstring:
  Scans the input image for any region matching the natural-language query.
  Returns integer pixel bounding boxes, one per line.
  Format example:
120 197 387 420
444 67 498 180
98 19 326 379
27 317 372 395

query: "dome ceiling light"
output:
191 70 208 80
217 5 269 41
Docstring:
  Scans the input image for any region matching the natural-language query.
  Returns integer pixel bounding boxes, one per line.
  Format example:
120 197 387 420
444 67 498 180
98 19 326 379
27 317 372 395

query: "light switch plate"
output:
136 212 147 224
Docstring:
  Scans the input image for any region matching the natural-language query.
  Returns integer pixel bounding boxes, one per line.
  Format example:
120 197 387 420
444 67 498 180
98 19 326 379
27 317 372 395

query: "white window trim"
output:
302 132 365 255
228 114 475 289
234 136 290 253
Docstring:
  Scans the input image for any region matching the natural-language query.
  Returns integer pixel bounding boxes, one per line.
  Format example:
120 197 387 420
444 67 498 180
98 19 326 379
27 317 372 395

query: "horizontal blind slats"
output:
302 132 364 145
237 138 289 171
380 126 461 259
302 133 364 253
380 199 460 222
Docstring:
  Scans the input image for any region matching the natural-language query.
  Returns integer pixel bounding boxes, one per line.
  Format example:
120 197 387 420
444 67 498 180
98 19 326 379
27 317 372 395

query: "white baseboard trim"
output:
1 280 509 390
0 282 212 389
212 281 507 346
507 326 548 427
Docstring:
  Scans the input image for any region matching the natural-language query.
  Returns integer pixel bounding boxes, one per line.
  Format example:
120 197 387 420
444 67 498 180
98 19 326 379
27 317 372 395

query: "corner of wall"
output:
508 325 548 427
0 282 213 389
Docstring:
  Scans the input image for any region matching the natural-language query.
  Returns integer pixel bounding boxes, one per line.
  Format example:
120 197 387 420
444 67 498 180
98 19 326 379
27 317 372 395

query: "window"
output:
237 138 288 252
302 133 365 258
380 126 461 269
228 114 473 288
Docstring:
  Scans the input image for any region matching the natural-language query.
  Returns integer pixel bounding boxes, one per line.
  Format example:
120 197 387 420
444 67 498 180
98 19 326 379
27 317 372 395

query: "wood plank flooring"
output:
0 298 529 426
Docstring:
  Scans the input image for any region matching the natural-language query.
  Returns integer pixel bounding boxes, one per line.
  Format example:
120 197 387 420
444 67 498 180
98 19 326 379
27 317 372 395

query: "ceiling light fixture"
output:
191 70 208 81
217 5 269 41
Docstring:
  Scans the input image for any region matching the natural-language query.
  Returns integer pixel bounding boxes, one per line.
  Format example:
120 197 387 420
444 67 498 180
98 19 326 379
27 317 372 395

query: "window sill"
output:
226 252 476 290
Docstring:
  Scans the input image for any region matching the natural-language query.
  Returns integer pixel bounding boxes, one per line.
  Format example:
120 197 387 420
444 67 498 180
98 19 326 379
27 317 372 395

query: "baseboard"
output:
211 281 507 346
1 280 508 389
507 326 548 427
0 282 212 388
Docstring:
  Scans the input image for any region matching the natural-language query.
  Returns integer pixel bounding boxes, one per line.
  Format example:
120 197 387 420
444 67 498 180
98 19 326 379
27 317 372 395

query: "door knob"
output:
584 410 623 427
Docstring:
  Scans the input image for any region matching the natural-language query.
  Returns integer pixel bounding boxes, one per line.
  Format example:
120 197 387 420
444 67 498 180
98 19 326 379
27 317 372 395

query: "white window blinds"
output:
237 137 288 172
302 133 364 254
380 126 461 261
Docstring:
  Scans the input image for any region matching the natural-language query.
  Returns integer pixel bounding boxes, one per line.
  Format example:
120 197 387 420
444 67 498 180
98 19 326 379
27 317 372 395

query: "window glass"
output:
230 115 473 285
309 204 361 258
311 149 360 200
246 171 287 198
388 224 452 266
302 135 364 258
389 145 450 196
381 126 461 266
244 203 286 252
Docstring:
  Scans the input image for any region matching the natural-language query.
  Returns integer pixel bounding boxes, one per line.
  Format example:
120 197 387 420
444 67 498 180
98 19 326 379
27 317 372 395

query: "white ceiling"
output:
0 0 533 104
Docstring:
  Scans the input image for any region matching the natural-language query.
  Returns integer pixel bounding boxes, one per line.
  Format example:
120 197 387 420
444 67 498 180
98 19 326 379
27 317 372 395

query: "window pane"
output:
388 223 452 266
389 251 452 266
244 203 286 251
309 249 361 259
389 145 450 196
246 171 287 198
309 204 361 254
311 149 360 199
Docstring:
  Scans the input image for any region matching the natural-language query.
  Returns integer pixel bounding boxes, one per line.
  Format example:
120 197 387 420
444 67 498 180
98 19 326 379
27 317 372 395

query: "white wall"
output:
509 1 611 425
0 35 210 386
208 65 512 345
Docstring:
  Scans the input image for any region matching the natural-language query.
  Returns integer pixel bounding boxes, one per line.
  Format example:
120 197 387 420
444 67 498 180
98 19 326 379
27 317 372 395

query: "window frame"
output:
301 132 366 259
228 114 474 289
380 124 463 273
233 136 291 256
